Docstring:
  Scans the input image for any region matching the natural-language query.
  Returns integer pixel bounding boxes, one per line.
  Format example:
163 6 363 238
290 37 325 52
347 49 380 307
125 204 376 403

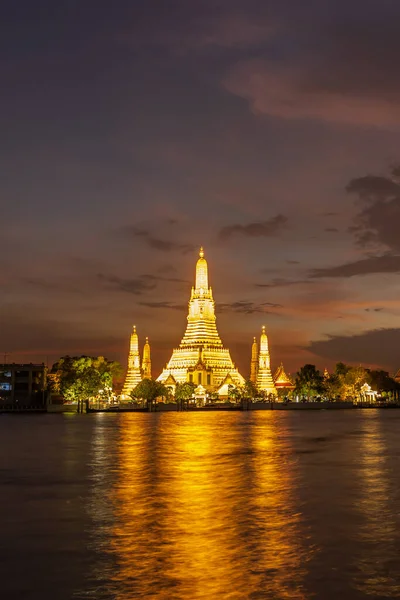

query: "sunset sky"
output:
2 0 400 377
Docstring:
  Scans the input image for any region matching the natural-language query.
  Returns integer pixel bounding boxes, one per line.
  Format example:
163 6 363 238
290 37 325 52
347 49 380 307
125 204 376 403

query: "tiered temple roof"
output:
142 337 151 379
273 362 295 390
121 325 142 396
256 325 276 395
250 337 258 384
157 248 245 392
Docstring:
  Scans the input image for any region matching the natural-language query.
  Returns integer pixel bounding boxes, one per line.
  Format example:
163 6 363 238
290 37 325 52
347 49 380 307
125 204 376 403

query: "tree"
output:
295 364 324 400
175 382 196 402
341 366 370 400
369 370 400 399
324 373 342 400
243 379 258 400
49 355 122 402
131 378 169 403
335 362 351 377
228 384 243 402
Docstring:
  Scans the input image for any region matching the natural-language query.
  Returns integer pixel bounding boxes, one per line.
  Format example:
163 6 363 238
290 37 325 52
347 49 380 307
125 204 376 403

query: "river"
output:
1 410 400 599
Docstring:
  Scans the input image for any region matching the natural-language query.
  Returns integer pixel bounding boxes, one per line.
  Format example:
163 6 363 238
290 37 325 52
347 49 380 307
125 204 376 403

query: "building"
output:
255 326 277 396
273 363 295 396
250 337 258 384
0 363 47 406
395 368 400 384
157 248 245 393
121 326 152 398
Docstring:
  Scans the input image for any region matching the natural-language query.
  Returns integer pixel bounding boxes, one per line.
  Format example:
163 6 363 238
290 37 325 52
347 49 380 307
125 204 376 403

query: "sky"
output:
1 0 400 378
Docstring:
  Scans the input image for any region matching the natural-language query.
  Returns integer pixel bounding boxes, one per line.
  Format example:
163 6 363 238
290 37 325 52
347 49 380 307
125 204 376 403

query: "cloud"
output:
122 226 195 254
310 254 400 278
139 301 185 311
142 274 190 285
308 328 400 372
346 169 400 252
19 277 81 294
118 9 274 52
157 264 177 274
218 300 282 314
219 214 288 240
324 228 338 233
346 175 400 202
97 271 189 294
256 278 313 289
224 59 400 127
223 7 400 127
97 274 157 295
365 308 384 313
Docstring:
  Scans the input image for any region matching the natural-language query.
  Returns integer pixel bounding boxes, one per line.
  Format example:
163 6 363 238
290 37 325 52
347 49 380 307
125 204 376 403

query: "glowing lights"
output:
157 247 245 392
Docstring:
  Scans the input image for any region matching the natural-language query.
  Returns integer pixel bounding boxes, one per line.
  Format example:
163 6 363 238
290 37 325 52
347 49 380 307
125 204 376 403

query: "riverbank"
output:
3 400 399 414
86 400 358 413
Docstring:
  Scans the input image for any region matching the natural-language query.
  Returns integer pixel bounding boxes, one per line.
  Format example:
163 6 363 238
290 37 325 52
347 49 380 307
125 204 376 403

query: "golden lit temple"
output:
255 325 276 395
122 326 152 396
273 362 295 393
142 337 151 379
157 247 245 393
250 337 258 384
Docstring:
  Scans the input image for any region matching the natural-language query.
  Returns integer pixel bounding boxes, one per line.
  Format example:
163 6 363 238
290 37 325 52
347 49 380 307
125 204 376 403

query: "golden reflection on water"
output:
251 417 309 599
354 410 400 597
106 413 308 600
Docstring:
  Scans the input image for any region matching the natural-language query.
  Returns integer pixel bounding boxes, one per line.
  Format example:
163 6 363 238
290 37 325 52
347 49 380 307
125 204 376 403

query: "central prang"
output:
157 247 245 394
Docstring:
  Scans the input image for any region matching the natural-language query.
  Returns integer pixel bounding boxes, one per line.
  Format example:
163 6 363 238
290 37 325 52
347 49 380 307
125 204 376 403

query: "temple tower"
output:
122 325 142 396
256 325 276 395
250 337 258 383
157 247 245 391
142 337 152 379
273 362 295 395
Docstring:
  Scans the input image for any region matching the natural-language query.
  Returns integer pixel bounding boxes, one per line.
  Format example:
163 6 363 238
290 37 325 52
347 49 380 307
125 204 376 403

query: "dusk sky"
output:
2 0 400 377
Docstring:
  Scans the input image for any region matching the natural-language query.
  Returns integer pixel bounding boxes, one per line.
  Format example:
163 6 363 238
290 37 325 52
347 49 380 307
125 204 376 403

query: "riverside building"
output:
0 363 47 405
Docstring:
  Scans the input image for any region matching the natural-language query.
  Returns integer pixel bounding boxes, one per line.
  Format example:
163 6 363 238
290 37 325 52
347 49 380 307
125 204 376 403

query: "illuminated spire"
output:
122 324 142 396
180 246 222 347
260 325 268 352
195 246 208 291
129 325 139 360
250 336 258 383
142 336 152 379
256 325 276 395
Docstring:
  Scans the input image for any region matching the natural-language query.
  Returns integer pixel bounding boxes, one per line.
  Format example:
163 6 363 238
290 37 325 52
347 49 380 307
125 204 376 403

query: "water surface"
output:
1 410 400 599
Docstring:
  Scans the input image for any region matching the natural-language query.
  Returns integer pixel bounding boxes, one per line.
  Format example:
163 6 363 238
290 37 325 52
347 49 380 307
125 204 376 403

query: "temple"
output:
395 368 400 384
250 337 258 384
157 247 245 393
255 325 276 395
121 325 143 396
142 337 151 379
273 363 295 394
